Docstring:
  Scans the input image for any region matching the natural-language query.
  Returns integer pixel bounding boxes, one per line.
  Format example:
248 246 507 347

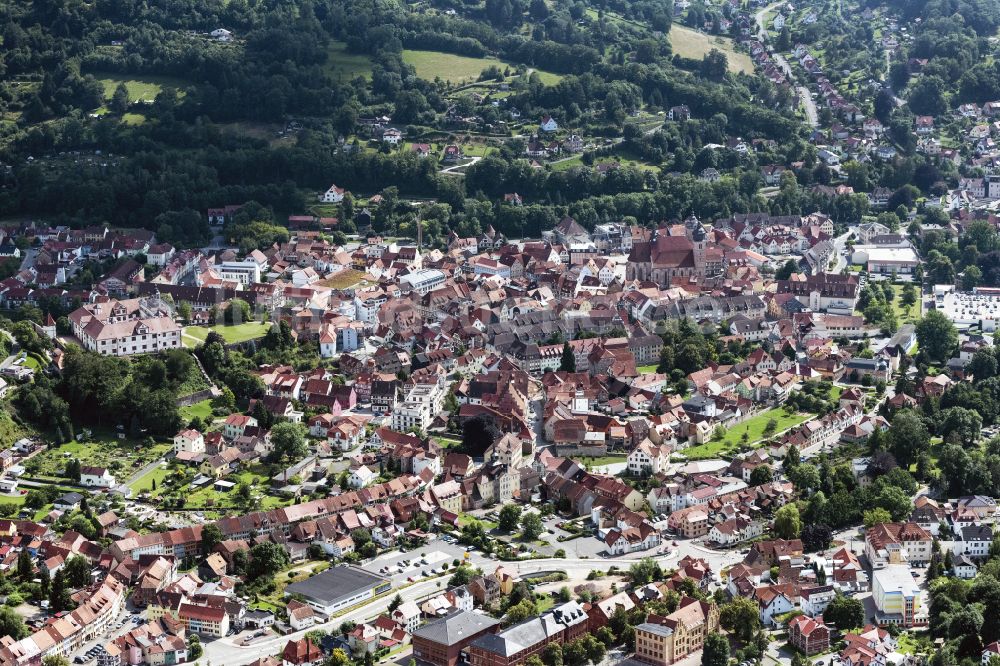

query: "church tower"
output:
685 215 708 276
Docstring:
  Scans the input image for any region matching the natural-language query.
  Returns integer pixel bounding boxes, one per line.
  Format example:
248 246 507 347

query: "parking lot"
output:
72 612 144 663
363 538 488 585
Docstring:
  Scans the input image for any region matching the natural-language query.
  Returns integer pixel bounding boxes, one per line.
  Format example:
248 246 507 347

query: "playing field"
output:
668 25 754 75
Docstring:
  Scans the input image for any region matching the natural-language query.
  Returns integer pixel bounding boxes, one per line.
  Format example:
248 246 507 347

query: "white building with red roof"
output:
69 296 181 356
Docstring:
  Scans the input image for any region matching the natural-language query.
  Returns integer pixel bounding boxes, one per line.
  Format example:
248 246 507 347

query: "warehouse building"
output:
284 566 391 615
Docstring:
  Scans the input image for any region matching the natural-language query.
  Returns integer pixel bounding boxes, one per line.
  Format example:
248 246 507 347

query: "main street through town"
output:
202 541 746 666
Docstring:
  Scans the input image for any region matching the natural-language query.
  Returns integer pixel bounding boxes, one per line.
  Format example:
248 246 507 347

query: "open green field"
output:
432 435 462 449
637 364 659 373
325 41 374 80
580 455 628 467
140 463 290 514
668 25 754 74
27 437 173 481
183 482 288 511
403 50 506 83
551 156 583 171
528 68 562 85
458 513 499 530
93 72 188 102
128 464 173 494
536 595 556 613
179 399 214 423
890 284 922 324
183 322 271 347
682 407 813 459
402 50 562 85
457 142 498 157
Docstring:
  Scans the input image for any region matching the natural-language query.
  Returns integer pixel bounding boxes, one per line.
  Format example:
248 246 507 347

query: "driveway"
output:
440 156 481 175
754 2 818 127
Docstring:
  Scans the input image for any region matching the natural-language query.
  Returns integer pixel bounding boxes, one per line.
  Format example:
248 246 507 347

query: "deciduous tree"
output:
773 504 802 539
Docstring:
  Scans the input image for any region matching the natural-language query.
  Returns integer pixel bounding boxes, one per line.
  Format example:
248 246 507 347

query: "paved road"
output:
753 2 819 127
125 458 165 488
18 248 38 272
201 550 736 666
0 354 18 371
793 83 819 128
831 228 854 273
0 331 22 371
440 156 481 175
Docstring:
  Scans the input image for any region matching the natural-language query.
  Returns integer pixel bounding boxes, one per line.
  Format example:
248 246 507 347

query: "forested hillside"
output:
0 0 819 247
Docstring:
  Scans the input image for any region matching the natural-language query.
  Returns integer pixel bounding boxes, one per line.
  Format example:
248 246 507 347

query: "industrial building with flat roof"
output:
284 565 391 615
851 246 920 274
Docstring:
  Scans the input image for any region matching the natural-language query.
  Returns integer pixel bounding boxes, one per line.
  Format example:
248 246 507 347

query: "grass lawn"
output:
896 631 931 655
528 69 563 85
536 596 556 613
316 269 367 290
128 464 173 494
139 463 274 503
890 284 922 324
457 143 497 158
580 455 628 467
182 480 290 512
458 513 499 530
183 321 271 347
179 399 214 423
28 437 172 481
325 41 374 80
682 407 813 460
551 156 584 171
668 25 754 74
432 435 462 449
93 72 188 102
402 50 561 86
637 364 660 374
22 353 45 370
403 50 505 83
0 493 29 513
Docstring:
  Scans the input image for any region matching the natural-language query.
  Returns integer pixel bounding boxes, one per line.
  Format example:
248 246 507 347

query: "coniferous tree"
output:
49 570 71 613
16 549 32 580
559 342 576 372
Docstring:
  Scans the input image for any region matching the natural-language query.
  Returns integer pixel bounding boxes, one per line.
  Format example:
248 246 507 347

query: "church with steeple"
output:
625 217 719 285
